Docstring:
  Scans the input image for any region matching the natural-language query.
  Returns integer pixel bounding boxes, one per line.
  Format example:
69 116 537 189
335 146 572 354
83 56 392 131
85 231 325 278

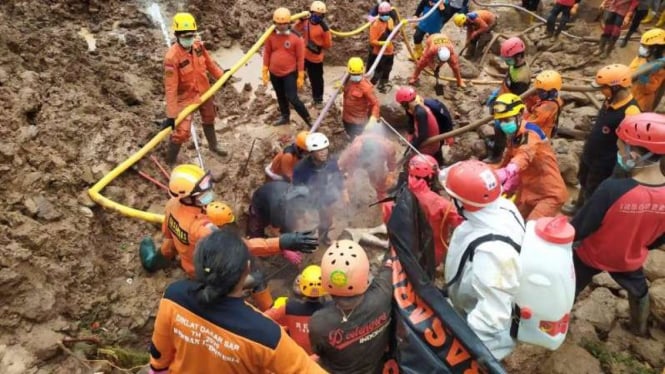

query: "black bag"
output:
424 98 454 134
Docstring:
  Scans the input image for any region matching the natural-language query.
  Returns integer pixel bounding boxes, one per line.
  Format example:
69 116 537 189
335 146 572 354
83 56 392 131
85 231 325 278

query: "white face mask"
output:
638 45 650 57
179 37 195 49
349 75 363 82
276 28 291 35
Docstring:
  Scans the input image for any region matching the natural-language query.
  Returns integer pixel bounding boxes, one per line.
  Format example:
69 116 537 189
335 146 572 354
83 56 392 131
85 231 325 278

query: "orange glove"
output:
297 71 305 89
262 66 269 85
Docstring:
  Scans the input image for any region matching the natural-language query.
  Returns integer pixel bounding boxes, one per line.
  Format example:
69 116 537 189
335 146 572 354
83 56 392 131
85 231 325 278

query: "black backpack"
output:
424 98 454 134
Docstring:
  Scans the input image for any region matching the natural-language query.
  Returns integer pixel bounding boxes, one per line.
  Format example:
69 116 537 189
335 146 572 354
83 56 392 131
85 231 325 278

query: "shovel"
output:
434 67 444 96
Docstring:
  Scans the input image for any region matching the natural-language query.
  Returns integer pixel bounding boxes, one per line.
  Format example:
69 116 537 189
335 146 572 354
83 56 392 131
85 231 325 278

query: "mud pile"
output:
0 0 663 373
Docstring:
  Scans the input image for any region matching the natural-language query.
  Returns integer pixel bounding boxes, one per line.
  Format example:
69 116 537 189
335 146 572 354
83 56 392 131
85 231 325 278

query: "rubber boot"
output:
274 116 290 126
628 293 650 336
655 12 665 27
165 141 181 167
252 288 274 312
620 33 631 48
139 237 170 272
594 35 608 56
202 125 228 156
603 37 617 58
412 43 424 61
642 9 655 23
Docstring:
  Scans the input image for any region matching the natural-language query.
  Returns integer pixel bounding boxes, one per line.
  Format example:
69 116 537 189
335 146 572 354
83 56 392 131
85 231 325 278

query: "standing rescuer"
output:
571 113 665 337
368 2 397 92
563 64 641 215
148 228 326 373
408 33 465 88
596 0 639 57
630 28 665 111
453 10 497 59
546 0 581 39
162 13 227 166
266 131 310 181
294 1 333 108
263 8 312 127
411 0 447 61
527 70 564 138
395 86 444 165
342 57 380 140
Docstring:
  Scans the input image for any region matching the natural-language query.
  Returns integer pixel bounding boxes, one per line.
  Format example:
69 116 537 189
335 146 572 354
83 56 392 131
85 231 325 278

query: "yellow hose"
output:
87 11 311 224
330 22 371 37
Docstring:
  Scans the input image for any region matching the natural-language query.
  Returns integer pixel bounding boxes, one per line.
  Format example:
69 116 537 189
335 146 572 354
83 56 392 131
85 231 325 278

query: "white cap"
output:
437 47 451 62
305 132 330 151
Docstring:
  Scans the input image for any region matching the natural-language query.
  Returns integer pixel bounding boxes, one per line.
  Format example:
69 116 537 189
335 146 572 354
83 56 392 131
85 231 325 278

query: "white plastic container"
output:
515 216 576 350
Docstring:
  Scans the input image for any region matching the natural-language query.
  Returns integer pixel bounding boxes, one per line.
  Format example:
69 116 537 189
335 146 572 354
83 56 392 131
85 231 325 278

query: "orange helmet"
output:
443 160 501 212
534 70 562 91
295 131 310 151
321 240 370 297
592 64 632 88
310 1 327 13
206 201 235 226
273 7 291 23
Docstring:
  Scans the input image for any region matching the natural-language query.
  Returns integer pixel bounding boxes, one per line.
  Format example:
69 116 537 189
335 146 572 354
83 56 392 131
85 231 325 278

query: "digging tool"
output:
239 138 257 177
190 121 205 170
434 68 445 96
150 155 171 180
131 165 170 192
379 117 425 157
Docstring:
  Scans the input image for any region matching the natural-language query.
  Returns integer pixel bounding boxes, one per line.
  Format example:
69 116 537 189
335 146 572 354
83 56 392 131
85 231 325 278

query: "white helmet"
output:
306 132 330 151
437 47 451 62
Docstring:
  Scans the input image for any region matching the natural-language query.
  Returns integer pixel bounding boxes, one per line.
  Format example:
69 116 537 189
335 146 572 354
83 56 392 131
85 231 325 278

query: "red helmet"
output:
408 154 438 178
395 86 417 104
500 37 526 58
617 113 665 155
443 160 501 212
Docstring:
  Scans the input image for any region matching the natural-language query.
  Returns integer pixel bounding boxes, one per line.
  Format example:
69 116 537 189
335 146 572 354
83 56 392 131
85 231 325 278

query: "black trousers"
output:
626 8 649 38
305 60 324 103
368 54 394 84
413 27 427 44
546 4 572 35
573 251 648 299
576 159 615 208
270 71 310 121
522 0 540 11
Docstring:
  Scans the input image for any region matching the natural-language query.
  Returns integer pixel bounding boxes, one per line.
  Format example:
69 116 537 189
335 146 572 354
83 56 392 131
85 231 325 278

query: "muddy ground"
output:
0 0 664 373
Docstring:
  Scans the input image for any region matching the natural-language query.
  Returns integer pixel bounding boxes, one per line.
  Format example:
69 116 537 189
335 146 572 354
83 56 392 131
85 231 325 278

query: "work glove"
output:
297 71 305 89
495 162 519 184
320 19 330 32
279 230 318 253
161 118 175 130
377 41 392 47
503 173 520 194
486 88 499 107
282 250 304 265
262 66 270 85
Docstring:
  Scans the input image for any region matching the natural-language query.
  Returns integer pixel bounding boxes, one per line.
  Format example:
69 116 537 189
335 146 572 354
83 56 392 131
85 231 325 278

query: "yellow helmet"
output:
453 14 467 27
169 165 214 206
347 57 365 74
273 296 288 308
641 28 665 46
492 93 526 120
534 70 562 91
273 7 291 23
206 201 235 226
299 265 327 298
172 13 197 32
310 1 327 13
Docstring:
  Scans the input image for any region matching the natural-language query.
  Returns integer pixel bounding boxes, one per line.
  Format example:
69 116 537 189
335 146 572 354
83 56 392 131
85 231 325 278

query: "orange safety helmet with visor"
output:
168 164 215 207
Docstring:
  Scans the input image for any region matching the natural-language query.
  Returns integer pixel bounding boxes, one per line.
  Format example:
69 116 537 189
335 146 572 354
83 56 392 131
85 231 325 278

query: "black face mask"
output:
452 197 466 219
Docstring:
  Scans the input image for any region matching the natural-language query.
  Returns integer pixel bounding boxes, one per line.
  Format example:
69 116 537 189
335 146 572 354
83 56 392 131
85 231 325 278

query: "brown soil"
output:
0 0 662 373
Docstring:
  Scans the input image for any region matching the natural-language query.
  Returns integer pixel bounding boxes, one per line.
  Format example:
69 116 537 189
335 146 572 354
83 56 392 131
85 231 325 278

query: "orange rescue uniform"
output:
338 133 397 199
264 299 326 355
164 41 224 144
149 279 325 373
268 144 305 181
342 77 381 125
500 123 569 220
263 32 305 78
411 33 463 86
369 18 395 55
294 20 333 64
525 98 563 138
467 10 496 42
630 56 665 112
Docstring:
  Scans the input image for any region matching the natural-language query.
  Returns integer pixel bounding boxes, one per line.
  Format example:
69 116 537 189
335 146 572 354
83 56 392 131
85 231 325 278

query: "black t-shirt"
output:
582 98 640 168
250 180 291 229
309 267 392 374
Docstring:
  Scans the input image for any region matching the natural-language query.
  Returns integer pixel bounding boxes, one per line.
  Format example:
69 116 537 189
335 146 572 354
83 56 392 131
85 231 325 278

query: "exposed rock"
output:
649 278 665 324
24 326 62 361
561 92 591 107
24 196 62 221
574 287 618 332
0 344 37 374
630 336 665 368
458 56 480 79
615 298 629 319
591 272 621 290
644 249 665 281
568 106 598 132
379 102 407 129
567 318 600 345
20 288 56 323
606 324 634 353
538 342 602 374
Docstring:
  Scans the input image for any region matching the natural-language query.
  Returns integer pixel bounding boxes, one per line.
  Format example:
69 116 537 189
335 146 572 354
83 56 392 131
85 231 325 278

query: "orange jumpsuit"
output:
410 33 463 86
150 279 325 373
268 144 304 181
162 199 281 278
630 56 665 112
164 41 224 144
525 98 563 138
293 20 333 64
466 10 496 42
500 123 568 220
369 18 395 55
342 77 380 126
338 133 397 199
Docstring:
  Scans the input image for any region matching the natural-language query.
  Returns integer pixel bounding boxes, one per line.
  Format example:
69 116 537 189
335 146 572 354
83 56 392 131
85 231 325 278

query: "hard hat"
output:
347 57 365 74
617 113 665 155
295 131 310 150
453 13 467 27
206 201 235 226
310 1 327 13
592 64 632 88
395 86 417 104
321 240 370 297
273 7 291 23
500 37 526 58
437 46 451 62
492 93 526 120
534 70 562 91
273 296 288 308
172 13 197 32
169 164 208 198
305 132 329 151
378 1 392 13
408 154 438 178
299 265 327 297
641 28 665 46
443 160 501 212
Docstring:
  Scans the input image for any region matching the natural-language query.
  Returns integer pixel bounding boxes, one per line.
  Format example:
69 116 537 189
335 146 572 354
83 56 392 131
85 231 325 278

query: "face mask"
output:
380 15 391 21
638 45 650 57
197 190 215 206
179 37 195 49
500 120 518 135
349 75 363 82
503 57 516 66
276 28 291 35
310 14 323 24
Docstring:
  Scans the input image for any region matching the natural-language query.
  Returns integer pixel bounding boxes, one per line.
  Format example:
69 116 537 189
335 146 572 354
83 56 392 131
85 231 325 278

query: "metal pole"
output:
379 117 424 156
190 121 205 170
